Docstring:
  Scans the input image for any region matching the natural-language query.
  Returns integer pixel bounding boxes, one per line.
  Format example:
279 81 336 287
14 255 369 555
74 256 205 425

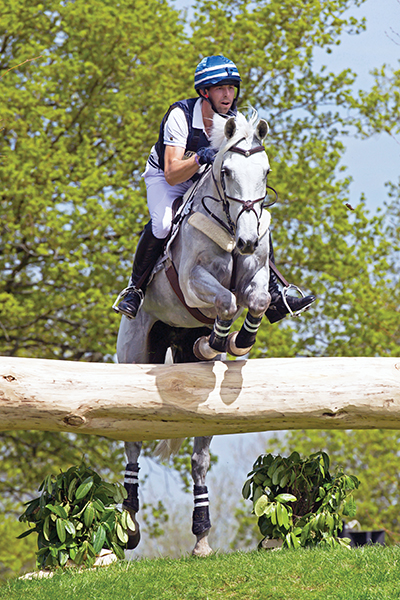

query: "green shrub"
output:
243 451 360 549
18 462 135 569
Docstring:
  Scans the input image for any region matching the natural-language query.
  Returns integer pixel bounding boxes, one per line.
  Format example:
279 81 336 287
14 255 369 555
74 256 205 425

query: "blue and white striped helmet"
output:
194 55 241 92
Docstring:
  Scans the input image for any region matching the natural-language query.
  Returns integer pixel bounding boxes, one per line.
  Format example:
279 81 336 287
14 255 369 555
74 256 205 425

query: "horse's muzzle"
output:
236 237 259 255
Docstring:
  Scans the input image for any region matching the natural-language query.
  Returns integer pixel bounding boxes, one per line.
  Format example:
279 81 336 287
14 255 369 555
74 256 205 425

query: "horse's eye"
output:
222 167 232 178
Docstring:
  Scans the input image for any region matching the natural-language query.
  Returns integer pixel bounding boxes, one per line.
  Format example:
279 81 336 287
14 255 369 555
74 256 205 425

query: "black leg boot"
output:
113 222 167 319
265 234 316 324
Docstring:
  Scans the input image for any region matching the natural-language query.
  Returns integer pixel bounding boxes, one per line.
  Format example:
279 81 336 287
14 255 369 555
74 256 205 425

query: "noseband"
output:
201 138 277 237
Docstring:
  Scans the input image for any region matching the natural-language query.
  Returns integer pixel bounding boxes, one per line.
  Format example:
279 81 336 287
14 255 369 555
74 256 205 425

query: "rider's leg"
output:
114 221 167 319
114 167 193 319
266 233 316 324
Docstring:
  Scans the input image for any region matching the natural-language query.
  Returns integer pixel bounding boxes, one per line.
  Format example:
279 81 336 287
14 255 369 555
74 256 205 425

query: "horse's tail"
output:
154 438 185 461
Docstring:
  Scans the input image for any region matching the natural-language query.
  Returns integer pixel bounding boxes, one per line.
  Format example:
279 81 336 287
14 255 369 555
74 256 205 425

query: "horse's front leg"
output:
189 264 237 361
191 436 213 556
123 441 142 549
227 263 271 357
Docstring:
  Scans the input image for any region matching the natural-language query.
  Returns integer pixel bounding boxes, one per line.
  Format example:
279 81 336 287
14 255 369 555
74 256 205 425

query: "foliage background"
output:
1 0 399 578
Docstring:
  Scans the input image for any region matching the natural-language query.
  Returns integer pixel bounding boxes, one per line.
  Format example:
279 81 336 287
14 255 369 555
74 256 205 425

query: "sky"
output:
128 0 400 557
312 0 400 213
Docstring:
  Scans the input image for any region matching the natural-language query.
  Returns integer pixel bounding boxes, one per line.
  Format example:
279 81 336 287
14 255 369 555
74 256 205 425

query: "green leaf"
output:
326 513 335 532
270 506 277 526
74 546 86 565
254 495 270 517
279 473 290 488
274 493 297 503
68 479 78 502
289 452 301 464
69 546 78 561
272 465 285 486
316 513 325 530
112 484 127 503
276 503 289 529
56 518 66 543
43 515 51 541
75 478 94 500
58 550 69 567
291 531 301 548
343 496 357 518
93 525 107 554
46 504 68 519
253 485 264 504
242 479 251 500
64 520 76 536
120 510 127 529
112 542 125 560
125 511 136 532
84 503 95 528
93 498 106 512
267 459 280 479
116 523 128 544
16 527 37 539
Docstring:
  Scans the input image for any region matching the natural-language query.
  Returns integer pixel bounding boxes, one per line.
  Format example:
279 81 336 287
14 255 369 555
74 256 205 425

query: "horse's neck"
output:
192 170 225 218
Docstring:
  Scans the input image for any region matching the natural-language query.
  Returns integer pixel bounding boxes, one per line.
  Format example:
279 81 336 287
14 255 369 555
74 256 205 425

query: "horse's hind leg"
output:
123 441 142 549
119 316 171 551
171 329 214 556
191 436 213 556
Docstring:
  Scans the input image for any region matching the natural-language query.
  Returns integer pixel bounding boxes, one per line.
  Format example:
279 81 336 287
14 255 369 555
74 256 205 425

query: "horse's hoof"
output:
227 332 253 357
193 336 220 361
192 534 213 557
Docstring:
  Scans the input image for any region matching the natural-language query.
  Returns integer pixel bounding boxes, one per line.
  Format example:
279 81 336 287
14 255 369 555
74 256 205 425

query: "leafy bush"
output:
18 463 134 569
242 451 360 549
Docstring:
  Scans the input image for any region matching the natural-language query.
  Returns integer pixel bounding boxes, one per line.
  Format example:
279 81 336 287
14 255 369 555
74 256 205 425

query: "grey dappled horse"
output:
117 112 271 556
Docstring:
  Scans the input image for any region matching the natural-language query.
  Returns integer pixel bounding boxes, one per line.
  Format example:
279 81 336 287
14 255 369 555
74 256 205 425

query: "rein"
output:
201 138 277 237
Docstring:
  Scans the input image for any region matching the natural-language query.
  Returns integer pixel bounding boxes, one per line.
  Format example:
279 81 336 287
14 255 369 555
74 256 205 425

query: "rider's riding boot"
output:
113 222 166 320
265 234 316 324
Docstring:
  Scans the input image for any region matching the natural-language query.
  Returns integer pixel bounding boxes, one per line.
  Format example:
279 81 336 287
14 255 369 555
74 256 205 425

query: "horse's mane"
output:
210 108 259 150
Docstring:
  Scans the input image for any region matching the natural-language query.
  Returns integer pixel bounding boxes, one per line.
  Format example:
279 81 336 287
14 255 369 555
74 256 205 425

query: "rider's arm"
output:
164 146 199 187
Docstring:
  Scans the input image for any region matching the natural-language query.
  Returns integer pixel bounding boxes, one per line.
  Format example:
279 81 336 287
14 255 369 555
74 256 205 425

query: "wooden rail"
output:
1 356 400 441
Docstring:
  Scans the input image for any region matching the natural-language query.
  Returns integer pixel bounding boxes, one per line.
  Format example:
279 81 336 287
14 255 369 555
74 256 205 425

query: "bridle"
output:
201 138 278 237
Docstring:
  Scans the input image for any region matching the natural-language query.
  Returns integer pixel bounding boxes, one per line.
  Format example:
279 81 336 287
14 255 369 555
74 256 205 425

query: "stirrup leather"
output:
281 284 309 317
112 286 144 313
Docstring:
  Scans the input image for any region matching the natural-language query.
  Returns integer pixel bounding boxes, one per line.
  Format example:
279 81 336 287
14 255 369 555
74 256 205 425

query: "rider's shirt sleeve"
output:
163 107 189 149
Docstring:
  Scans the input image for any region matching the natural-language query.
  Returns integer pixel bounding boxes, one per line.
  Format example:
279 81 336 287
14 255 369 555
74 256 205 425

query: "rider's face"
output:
206 85 236 114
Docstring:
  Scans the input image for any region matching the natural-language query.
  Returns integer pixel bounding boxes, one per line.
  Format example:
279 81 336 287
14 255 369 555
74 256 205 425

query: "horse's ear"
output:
224 117 236 140
256 119 269 141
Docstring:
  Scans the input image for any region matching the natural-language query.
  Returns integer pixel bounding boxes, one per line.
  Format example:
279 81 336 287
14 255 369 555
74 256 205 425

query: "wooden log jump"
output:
1 356 400 442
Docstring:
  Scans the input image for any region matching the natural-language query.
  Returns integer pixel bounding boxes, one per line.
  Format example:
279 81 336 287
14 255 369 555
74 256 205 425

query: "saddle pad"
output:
188 210 271 253
188 213 236 252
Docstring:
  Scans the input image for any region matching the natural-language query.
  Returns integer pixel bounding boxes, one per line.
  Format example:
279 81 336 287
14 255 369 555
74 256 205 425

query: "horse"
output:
116 111 272 556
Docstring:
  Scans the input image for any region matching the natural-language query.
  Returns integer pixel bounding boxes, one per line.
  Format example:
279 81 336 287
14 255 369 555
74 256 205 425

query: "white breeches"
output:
144 165 193 239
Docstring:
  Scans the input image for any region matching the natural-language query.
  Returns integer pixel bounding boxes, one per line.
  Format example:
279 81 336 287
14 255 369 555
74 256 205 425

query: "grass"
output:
1 546 400 600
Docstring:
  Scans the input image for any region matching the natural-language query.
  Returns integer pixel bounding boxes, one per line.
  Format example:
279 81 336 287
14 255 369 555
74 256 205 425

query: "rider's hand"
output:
196 147 217 166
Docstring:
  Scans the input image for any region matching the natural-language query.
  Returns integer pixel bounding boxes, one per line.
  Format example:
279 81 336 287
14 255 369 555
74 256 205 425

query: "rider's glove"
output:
196 147 217 166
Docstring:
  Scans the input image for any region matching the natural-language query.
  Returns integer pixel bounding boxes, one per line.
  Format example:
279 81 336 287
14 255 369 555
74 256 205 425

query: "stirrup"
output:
112 286 144 315
281 284 309 317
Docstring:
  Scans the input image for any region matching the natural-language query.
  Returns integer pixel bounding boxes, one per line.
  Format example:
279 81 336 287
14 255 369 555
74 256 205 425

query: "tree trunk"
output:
1 356 400 441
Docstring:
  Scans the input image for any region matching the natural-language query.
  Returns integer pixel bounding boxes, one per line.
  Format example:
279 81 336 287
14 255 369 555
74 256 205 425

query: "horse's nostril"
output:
237 238 244 251
237 238 257 254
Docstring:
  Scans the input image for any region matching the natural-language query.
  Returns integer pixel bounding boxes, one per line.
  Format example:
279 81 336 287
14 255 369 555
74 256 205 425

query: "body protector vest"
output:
153 97 236 172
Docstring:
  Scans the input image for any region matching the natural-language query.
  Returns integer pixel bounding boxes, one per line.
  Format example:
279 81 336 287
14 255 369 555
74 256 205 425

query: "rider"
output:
114 55 315 323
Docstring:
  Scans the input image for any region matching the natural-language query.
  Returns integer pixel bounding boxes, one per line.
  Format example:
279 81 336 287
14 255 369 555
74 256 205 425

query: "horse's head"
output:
212 112 271 255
